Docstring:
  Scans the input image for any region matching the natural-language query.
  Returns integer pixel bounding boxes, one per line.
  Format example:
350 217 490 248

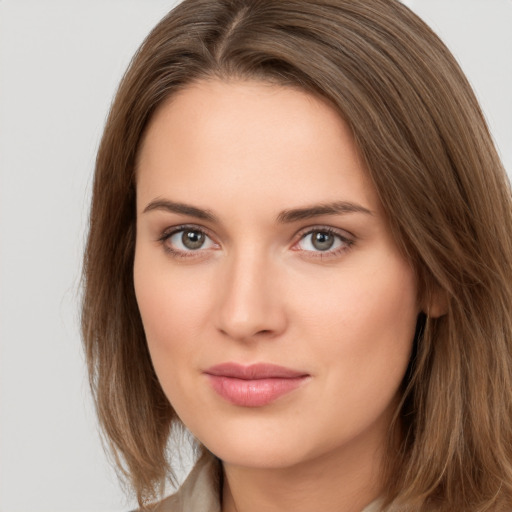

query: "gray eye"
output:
166 228 216 254
297 230 348 253
181 230 205 250
311 231 335 251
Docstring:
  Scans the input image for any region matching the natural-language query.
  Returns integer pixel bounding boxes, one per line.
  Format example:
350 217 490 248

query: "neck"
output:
221 434 388 512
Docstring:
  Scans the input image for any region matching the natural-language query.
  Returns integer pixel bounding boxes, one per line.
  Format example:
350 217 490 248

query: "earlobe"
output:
423 287 449 318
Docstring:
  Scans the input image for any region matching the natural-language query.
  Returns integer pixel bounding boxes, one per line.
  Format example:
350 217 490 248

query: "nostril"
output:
218 326 278 341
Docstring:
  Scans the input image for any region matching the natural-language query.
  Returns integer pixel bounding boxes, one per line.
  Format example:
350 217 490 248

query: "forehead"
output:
135 79 380 216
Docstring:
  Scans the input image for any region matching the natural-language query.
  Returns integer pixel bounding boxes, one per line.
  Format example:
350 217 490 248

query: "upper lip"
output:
204 362 308 380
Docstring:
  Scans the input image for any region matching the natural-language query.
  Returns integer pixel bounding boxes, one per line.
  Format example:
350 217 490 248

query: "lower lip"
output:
206 375 308 407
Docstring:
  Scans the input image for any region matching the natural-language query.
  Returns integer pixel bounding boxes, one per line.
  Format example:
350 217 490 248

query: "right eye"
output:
160 227 217 256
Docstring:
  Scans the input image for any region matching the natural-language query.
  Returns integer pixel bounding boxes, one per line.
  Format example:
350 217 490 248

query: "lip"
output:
204 363 310 407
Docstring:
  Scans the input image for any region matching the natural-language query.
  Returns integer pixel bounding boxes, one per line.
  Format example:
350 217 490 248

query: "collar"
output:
154 453 383 512
155 453 221 512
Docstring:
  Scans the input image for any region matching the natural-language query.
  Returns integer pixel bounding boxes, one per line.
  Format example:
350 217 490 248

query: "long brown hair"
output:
82 0 512 509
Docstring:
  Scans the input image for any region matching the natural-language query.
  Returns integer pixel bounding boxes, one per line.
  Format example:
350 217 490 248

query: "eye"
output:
295 228 352 254
161 227 217 255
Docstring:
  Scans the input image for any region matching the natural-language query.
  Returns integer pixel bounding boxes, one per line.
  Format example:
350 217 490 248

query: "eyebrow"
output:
143 199 217 221
276 201 373 223
142 198 372 223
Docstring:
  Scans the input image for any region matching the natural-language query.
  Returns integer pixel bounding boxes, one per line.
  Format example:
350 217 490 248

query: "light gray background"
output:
0 1 511 511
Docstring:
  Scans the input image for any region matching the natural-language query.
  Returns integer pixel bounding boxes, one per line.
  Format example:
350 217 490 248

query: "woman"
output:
81 0 512 510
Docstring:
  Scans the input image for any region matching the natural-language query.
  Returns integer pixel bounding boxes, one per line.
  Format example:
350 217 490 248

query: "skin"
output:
134 79 420 512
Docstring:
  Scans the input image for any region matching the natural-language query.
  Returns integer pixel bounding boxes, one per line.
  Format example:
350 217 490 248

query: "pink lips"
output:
204 363 309 407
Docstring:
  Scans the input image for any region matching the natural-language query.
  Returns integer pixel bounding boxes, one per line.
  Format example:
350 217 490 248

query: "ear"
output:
423 286 449 318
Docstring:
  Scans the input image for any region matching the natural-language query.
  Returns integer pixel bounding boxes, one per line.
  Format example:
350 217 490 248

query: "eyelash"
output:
157 224 354 260
157 224 217 259
293 226 354 259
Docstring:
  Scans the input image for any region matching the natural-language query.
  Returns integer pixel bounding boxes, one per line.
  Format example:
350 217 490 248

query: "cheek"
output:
293 255 418 401
294 254 417 333
133 248 212 384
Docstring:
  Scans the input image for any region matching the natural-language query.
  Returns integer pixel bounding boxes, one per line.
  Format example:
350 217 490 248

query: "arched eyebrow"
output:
142 199 372 223
276 201 373 223
142 199 216 221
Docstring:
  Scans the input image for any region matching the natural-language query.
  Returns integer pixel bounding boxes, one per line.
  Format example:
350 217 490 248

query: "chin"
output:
210 443 310 470
198 422 347 472
191 421 307 469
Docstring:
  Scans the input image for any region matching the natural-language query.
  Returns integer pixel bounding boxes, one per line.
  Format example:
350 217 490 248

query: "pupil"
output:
182 230 205 250
312 231 334 251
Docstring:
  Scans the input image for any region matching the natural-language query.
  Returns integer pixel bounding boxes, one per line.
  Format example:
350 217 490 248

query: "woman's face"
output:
134 79 419 470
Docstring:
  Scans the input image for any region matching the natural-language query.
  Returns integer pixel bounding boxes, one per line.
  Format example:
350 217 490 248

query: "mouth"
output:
204 363 310 407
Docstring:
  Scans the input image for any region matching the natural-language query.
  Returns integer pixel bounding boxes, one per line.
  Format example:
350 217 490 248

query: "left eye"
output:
167 228 216 251
297 230 348 252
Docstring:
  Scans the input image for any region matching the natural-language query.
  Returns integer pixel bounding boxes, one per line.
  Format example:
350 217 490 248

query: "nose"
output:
214 249 287 342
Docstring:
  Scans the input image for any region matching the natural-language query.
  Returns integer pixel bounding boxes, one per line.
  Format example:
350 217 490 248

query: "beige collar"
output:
155 453 383 512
